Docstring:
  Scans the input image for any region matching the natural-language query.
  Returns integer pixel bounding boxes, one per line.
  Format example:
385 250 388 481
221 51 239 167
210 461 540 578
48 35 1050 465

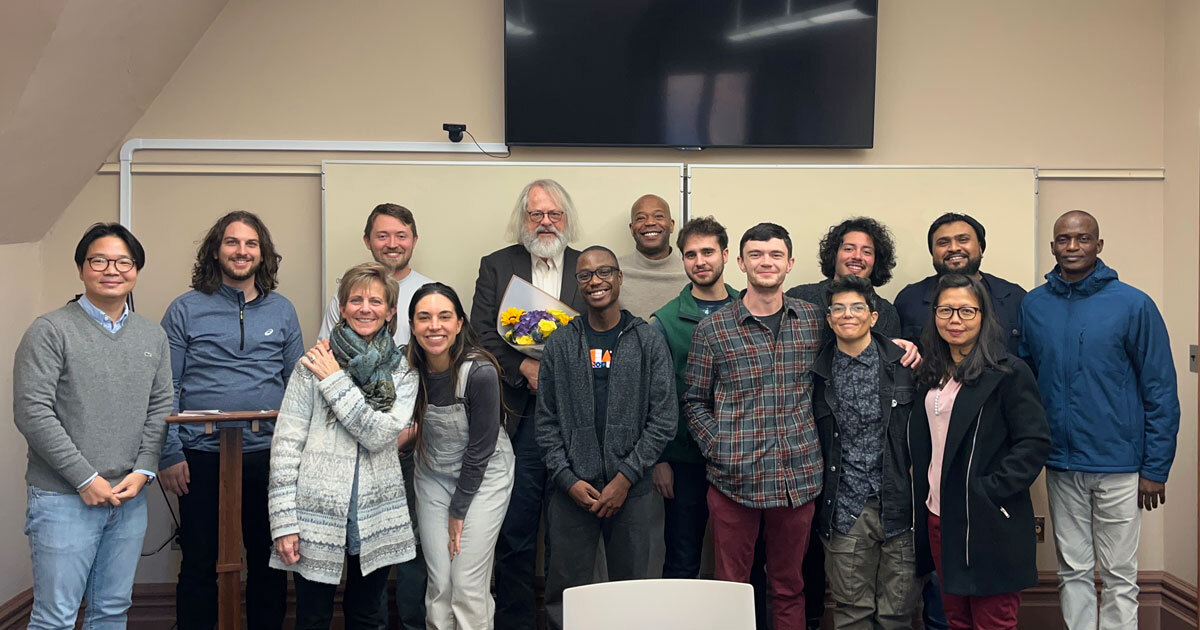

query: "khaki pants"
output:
823 498 918 630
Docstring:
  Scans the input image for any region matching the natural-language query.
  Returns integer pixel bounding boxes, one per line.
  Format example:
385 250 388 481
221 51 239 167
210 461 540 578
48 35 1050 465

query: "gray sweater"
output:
616 250 690 319
14 303 173 494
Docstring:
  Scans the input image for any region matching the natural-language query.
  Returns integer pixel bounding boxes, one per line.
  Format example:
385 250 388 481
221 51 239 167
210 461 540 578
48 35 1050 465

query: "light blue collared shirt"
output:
78 294 130 333
74 296 156 489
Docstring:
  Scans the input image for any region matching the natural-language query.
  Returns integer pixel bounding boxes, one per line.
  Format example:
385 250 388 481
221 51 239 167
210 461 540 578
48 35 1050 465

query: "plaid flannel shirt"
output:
683 294 823 509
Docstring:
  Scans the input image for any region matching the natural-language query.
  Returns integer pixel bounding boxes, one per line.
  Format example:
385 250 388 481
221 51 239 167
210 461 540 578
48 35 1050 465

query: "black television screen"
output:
503 0 878 148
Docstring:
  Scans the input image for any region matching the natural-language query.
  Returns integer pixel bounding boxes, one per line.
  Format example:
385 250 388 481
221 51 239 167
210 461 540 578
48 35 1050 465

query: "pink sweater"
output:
925 378 962 516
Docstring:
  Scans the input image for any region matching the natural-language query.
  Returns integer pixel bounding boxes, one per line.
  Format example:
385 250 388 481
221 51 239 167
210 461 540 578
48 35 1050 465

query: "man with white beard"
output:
470 179 588 629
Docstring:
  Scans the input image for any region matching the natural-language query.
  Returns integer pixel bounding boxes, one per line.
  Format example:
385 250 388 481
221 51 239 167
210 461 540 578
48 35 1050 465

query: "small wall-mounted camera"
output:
443 123 466 143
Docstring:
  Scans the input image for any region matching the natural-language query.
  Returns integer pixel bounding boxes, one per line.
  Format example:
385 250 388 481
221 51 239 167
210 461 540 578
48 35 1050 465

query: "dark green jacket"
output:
651 283 738 463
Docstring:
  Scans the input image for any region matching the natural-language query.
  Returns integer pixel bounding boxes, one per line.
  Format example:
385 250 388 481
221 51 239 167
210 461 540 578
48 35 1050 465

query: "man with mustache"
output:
316 203 433 630
894 212 1026 355
785 216 903 629
158 210 304 629
616 193 689 318
470 179 588 629
649 216 738 581
787 217 902 343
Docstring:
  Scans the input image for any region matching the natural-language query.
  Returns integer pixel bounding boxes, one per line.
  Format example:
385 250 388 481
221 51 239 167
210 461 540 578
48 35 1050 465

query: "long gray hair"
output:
505 179 581 244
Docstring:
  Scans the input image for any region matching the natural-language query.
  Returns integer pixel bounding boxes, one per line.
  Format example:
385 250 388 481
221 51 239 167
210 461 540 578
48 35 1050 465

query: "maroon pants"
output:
707 485 814 630
928 514 1020 629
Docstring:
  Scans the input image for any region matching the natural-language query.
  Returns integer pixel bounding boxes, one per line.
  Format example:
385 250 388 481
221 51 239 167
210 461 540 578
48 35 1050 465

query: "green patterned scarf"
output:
329 321 400 411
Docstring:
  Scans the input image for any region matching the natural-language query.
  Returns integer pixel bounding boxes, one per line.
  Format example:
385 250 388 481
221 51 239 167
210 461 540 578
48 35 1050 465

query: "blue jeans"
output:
25 485 147 630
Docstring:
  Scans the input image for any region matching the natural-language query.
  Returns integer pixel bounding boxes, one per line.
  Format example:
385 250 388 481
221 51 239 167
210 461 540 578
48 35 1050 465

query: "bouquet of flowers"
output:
496 276 579 359
502 308 573 346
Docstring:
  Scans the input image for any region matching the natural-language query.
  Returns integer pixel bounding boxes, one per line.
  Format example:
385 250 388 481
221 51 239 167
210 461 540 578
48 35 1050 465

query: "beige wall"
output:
0 0 1192 598
1162 0 1200 586
0 242 42 601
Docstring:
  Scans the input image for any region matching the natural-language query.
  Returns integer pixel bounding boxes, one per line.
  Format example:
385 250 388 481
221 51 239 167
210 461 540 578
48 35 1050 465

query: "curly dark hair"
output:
816 217 897 287
190 210 282 296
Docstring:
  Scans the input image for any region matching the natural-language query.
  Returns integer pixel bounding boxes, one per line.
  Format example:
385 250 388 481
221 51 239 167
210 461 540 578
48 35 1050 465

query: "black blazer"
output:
910 355 1050 597
469 244 586 431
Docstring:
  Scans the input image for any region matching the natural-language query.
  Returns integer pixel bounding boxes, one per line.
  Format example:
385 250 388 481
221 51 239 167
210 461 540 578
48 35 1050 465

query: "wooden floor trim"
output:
1 570 1195 629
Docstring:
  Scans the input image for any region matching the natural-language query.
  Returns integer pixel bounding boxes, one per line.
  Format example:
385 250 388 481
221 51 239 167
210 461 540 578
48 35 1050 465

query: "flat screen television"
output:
503 0 878 149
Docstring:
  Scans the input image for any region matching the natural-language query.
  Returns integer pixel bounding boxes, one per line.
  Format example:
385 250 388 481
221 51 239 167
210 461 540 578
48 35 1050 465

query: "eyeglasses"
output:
575 266 619 283
828 303 869 316
87 256 135 273
527 210 565 223
934 305 979 320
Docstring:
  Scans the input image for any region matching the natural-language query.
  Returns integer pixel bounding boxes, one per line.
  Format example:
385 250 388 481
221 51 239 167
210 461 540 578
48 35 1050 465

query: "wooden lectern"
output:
165 410 278 630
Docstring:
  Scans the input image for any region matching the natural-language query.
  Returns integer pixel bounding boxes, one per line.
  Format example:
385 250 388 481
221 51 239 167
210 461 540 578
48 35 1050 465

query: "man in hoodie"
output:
1020 210 1179 630
535 245 677 630
158 210 305 630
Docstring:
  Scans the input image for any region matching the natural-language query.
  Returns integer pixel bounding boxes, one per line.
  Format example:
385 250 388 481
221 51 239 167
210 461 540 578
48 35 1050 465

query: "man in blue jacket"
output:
158 211 305 630
1020 210 1179 630
894 212 1026 356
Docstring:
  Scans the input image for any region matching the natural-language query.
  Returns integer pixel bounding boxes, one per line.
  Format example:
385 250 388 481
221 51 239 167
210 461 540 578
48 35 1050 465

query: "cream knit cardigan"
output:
268 358 418 584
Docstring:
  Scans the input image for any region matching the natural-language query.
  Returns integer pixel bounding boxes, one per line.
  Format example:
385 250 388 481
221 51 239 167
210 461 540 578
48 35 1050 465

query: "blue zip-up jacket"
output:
159 285 305 468
1019 259 1179 482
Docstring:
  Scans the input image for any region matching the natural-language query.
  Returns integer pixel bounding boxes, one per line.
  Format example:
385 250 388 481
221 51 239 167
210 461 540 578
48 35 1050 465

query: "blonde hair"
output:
336 262 400 337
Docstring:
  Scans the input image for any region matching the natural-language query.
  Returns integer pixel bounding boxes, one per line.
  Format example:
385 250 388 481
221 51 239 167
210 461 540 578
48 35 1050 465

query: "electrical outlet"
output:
1189 345 1198 373
1034 516 1046 543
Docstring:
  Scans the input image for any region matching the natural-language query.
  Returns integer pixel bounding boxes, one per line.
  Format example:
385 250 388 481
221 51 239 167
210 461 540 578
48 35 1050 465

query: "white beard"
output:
521 226 568 259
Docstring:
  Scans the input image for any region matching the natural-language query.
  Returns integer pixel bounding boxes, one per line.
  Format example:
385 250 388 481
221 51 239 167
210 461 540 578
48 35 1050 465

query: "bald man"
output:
1019 210 1179 630
616 194 689 318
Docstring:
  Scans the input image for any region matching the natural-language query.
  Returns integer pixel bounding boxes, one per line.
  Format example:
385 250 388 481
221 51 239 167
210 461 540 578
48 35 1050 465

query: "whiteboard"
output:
686 166 1038 300
322 161 685 312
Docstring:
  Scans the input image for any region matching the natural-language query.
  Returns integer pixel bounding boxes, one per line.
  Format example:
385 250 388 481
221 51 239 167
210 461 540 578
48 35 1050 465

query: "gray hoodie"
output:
535 312 677 495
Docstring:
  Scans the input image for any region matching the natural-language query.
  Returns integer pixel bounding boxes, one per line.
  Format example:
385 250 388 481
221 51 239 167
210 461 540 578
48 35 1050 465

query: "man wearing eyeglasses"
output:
15 223 172 629
470 179 588 629
810 275 918 630
534 245 676 630
158 210 304 630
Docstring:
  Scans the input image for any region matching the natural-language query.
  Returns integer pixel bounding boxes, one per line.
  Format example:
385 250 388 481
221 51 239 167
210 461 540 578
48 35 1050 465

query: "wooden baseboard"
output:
0 588 31 630
1 571 1195 629
1014 571 1198 630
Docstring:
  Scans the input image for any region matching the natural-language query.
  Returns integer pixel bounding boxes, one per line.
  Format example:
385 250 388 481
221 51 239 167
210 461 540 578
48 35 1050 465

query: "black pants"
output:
293 554 390 630
176 449 287 630
661 461 709 579
392 452 427 630
493 398 550 630
803 512 827 625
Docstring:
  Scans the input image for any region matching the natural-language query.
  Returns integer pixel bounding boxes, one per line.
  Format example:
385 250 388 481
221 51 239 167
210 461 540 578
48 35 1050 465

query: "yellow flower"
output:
537 319 557 335
501 307 525 326
549 309 573 325
514 335 535 345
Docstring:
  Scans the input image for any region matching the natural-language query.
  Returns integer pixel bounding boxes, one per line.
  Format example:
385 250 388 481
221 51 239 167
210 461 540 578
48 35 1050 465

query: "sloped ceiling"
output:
0 0 228 244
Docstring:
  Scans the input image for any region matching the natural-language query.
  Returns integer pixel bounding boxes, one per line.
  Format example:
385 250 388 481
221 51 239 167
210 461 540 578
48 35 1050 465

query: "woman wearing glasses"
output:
910 274 1050 630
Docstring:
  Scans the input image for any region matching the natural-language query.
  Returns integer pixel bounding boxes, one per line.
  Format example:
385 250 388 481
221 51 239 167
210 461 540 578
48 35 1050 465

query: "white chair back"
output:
563 579 756 630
